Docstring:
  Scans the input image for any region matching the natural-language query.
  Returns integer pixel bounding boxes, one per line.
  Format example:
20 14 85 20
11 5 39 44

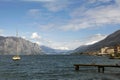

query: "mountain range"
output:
1 29 119 55
40 45 70 55
0 36 69 55
72 30 120 55
0 36 44 55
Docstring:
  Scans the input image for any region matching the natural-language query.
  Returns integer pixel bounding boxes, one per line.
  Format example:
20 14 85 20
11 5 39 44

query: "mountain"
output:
40 45 56 54
71 45 89 55
72 30 120 54
40 45 70 55
0 36 44 55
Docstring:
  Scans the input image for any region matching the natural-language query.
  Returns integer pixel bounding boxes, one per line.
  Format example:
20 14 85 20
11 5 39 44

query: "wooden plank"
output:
74 64 120 73
74 64 120 67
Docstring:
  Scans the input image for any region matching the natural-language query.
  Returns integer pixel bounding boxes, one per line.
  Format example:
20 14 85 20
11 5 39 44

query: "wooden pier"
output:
74 64 120 73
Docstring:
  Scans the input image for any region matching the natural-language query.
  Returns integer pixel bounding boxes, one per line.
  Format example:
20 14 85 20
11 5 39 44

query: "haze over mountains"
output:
72 30 120 54
40 45 70 55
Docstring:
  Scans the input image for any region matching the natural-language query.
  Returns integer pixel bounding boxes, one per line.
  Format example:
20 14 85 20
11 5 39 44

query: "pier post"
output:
102 67 104 73
98 66 104 73
98 66 100 72
75 65 79 71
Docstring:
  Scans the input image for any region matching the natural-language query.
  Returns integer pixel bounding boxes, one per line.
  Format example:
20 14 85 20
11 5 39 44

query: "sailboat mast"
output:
12 29 21 60
16 29 18 55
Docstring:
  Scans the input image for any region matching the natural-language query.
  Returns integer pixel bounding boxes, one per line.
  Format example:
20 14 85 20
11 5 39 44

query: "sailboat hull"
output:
12 56 21 60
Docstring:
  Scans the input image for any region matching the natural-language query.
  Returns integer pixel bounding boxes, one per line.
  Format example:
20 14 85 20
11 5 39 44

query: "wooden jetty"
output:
74 64 120 73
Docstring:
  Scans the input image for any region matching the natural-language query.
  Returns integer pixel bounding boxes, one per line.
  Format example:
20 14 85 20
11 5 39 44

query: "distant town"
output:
89 45 120 56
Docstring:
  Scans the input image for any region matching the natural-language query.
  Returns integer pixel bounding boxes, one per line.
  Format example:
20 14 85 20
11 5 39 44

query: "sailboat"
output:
12 30 21 61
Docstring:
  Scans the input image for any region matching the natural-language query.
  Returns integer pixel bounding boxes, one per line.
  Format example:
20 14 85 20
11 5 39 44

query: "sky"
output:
0 0 120 50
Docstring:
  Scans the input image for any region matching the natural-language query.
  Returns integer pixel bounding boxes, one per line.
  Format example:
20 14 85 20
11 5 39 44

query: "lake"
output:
0 55 120 80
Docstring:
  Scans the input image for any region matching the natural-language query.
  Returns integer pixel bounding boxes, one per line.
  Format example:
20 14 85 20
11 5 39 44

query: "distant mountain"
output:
40 45 70 55
72 30 120 54
71 45 89 55
40 45 56 54
0 36 44 55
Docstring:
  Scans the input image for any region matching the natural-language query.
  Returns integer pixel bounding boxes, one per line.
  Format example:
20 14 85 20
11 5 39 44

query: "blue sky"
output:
0 0 120 50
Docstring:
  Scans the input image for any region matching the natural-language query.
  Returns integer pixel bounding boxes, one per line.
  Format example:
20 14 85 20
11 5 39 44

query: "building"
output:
100 45 120 55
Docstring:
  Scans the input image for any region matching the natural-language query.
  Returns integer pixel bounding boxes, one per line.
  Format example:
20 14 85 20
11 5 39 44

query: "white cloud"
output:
65 34 106 49
85 34 107 45
60 0 120 31
54 46 69 50
27 0 120 31
27 9 41 18
0 0 13 1
35 41 41 45
43 1 68 12
85 5 120 24
89 0 113 3
22 0 55 2
39 34 105 50
22 36 26 39
61 22 91 31
31 32 41 39
50 34 107 50
116 0 120 6
42 0 74 12
29 32 107 50
0 0 56 2
47 41 70 50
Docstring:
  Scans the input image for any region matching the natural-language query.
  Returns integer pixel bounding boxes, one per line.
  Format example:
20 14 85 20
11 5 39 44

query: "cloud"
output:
27 9 41 18
44 34 106 50
31 32 41 39
39 24 59 31
43 0 70 12
88 0 113 4
29 31 107 50
85 34 107 45
22 36 26 39
0 0 13 1
25 0 80 12
60 22 91 31
60 0 120 31
116 0 120 6
22 0 55 2
0 0 56 2
35 41 41 45
54 46 69 50
27 0 120 31
85 6 120 24
42 0 82 12
56 34 107 50
39 34 107 50
45 41 70 50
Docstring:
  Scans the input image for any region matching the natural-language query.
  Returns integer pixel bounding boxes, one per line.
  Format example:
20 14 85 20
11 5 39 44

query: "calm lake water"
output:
0 55 120 80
